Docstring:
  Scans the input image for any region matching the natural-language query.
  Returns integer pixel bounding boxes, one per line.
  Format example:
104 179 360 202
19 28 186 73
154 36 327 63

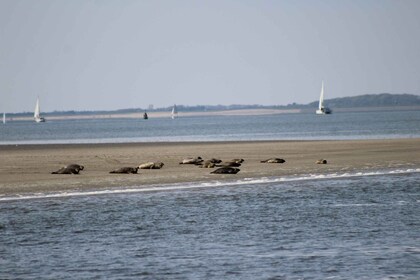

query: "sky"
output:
1 0 419 113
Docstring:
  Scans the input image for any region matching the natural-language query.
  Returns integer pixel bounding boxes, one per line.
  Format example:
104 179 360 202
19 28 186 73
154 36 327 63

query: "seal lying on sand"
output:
229 159 244 164
179 157 203 165
207 158 222 164
316 159 327 164
198 160 216 168
109 167 139 174
217 161 241 167
211 167 240 174
51 164 84 174
139 162 164 169
260 158 286 163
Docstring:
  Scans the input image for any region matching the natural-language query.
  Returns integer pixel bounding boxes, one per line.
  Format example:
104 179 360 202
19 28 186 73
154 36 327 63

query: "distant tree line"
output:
308 93 420 108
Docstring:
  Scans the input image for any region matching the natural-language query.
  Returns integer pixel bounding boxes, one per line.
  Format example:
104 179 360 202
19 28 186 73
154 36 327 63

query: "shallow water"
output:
1 110 420 144
1 172 419 279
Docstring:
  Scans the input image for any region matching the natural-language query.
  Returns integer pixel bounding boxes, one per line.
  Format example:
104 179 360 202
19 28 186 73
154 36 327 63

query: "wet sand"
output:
0 139 419 196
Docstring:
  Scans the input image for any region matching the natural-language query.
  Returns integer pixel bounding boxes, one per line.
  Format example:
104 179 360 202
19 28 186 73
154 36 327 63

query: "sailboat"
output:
2 113 5 124
316 81 332 115
34 97 46 123
171 104 178 119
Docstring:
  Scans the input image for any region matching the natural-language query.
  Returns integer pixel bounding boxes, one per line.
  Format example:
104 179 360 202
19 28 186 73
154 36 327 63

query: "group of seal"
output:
178 157 244 174
212 158 243 174
51 157 328 175
109 161 164 174
51 161 164 175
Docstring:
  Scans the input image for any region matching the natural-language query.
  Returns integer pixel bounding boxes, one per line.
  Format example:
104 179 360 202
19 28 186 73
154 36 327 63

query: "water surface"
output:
1 172 419 279
1 110 419 144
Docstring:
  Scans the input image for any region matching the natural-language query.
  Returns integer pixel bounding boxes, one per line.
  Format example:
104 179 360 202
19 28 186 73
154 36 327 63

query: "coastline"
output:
3 108 301 122
0 138 419 196
6 106 420 122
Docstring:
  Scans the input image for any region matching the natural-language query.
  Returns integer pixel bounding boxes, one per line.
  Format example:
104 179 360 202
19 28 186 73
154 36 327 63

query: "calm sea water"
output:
1 110 420 144
1 172 419 279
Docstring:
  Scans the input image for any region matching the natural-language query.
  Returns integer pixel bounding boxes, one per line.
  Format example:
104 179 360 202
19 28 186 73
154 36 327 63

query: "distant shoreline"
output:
6 108 301 121
5 106 420 121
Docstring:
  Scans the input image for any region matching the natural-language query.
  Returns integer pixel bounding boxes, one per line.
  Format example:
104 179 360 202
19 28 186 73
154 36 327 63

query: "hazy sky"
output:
1 0 419 113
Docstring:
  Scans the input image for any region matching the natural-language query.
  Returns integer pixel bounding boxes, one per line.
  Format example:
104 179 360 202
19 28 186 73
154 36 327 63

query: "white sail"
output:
34 97 40 119
34 97 46 122
2 113 5 124
171 104 178 119
318 81 324 110
316 81 331 115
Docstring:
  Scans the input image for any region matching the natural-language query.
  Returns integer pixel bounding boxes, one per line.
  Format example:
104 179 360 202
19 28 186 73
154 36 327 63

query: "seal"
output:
51 163 84 174
52 167 79 174
211 167 240 174
316 159 327 164
179 157 203 165
217 161 241 167
66 164 84 171
198 160 216 168
229 159 244 163
207 158 222 164
109 167 139 174
139 162 164 169
260 158 286 163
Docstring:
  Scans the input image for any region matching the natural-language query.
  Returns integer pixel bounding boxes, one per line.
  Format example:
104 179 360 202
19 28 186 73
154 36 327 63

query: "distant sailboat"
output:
316 81 332 115
143 111 148 119
2 113 5 124
171 104 178 119
34 97 46 123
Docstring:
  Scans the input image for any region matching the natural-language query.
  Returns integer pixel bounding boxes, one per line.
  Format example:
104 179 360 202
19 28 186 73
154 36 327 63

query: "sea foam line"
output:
1 168 419 202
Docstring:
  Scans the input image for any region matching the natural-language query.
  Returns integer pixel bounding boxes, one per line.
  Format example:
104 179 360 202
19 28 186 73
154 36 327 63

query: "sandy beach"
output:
0 138 419 196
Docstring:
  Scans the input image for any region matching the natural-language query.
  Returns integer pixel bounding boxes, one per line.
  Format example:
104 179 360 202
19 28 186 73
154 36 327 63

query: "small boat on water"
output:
143 112 148 119
2 112 5 124
171 104 178 119
34 96 46 123
316 81 332 115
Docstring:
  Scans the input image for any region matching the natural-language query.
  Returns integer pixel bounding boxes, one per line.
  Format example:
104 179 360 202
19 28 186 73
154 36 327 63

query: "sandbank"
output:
0 139 419 196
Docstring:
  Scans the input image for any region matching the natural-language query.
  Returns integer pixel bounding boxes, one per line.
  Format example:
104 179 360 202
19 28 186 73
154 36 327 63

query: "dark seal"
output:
211 167 240 174
51 164 84 174
217 161 242 167
109 167 139 174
